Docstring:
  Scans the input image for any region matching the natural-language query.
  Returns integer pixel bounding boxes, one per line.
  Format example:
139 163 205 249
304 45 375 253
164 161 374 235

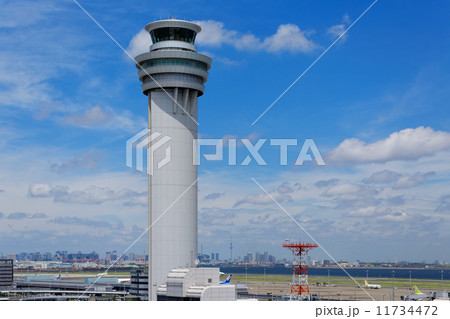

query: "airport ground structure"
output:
2 268 450 301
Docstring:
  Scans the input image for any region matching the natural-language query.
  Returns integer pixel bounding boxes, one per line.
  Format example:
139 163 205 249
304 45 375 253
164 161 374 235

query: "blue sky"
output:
1 0 450 263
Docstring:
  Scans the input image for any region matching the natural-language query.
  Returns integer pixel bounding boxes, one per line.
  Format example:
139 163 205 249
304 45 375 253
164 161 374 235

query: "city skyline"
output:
1 0 450 264
2 247 448 267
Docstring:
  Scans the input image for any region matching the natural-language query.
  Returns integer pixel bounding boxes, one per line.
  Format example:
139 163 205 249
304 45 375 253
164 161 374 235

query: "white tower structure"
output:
135 19 212 300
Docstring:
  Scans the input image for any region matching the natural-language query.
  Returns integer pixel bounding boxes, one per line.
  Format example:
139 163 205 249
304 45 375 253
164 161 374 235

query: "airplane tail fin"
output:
414 285 422 294
220 274 232 284
364 280 368 286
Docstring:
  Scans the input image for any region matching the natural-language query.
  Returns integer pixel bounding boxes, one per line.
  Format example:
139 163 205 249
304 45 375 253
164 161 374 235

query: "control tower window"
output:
150 27 196 44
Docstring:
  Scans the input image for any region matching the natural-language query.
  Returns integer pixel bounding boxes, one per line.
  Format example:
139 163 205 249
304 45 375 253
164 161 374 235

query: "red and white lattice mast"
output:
283 240 318 300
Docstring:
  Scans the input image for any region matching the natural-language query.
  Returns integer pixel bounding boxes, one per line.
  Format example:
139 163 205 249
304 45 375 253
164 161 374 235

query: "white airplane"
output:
402 285 432 301
96 271 108 278
364 280 381 289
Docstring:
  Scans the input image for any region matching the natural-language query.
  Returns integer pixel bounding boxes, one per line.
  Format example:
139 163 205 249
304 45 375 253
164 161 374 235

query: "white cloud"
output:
234 191 292 207
346 206 389 217
376 211 409 222
327 24 347 39
364 170 435 189
6 212 47 220
28 183 146 205
314 178 340 188
194 20 237 47
51 148 104 173
328 127 450 164
204 192 225 200
263 24 317 53
50 216 113 229
196 20 317 54
127 29 151 58
28 183 67 198
61 106 146 132
393 172 435 189
277 182 294 194
365 169 401 184
323 183 378 199
326 14 350 41
127 21 318 57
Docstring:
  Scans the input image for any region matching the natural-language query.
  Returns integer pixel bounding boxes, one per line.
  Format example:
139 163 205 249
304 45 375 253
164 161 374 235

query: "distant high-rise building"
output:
55 251 68 261
31 252 41 261
215 253 219 261
43 252 52 261
211 253 215 261
268 255 276 263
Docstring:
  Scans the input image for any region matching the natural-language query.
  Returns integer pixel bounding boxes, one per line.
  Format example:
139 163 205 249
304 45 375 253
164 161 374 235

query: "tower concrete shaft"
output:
135 19 212 300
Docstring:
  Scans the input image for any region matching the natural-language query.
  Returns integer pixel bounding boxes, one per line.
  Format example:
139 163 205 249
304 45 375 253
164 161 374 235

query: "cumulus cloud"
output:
194 20 237 47
326 14 350 41
204 192 225 200
259 24 317 53
385 195 405 206
127 21 317 57
315 178 340 188
28 183 145 205
346 206 390 217
327 24 346 39
234 190 292 207
393 172 435 189
50 216 113 228
6 212 47 220
28 183 68 198
127 29 151 58
322 182 380 209
200 207 235 226
376 211 409 222
364 170 435 189
323 183 378 200
277 182 294 194
328 127 450 164
51 148 104 173
123 192 147 207
61 106 145 132
365 170 401 184
346 206 409 222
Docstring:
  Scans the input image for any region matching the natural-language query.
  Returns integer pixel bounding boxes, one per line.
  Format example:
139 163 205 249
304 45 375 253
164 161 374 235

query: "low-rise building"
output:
130 269 148 300
0 259 13 289
156 268 236 301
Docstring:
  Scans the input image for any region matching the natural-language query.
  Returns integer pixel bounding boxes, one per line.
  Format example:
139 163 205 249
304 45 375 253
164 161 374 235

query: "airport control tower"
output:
135 19 212 300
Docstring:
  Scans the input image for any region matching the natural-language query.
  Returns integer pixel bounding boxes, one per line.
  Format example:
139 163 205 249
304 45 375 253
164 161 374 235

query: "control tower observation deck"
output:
134 20 212 301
